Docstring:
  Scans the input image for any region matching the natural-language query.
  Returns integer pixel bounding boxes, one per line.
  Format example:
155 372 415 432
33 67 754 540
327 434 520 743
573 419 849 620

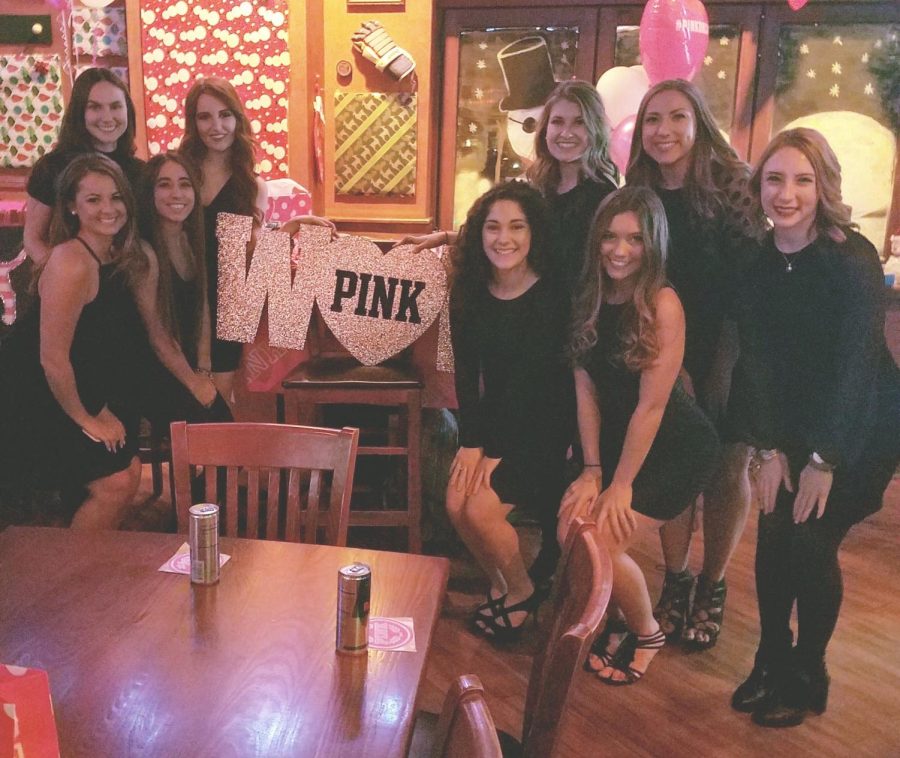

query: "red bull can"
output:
336 563 371 654
189 504 220 585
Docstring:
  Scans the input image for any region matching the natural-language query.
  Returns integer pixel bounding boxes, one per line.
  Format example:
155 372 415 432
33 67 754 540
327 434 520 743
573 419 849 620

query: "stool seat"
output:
282 357 423 389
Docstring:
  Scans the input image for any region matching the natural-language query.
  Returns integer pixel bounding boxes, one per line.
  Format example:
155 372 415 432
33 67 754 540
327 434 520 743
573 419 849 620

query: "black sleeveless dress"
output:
584 299 720 521
0 240 141 489
203 174 245 372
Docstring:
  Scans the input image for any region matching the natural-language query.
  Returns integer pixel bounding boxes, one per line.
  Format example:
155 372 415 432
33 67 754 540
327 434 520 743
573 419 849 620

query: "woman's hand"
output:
469 455 501 495
190 373 218 408
82 406 126 453
279 215 337 239
558 469 602 533
449 446 482 494
392 231 451 254
594 482 636 544
752 452 793 514
793 464 833 523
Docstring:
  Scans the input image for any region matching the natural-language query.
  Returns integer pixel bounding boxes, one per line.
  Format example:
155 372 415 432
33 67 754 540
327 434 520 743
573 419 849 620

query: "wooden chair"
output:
170 421 359 545
508 517 612 756
410 518 611 758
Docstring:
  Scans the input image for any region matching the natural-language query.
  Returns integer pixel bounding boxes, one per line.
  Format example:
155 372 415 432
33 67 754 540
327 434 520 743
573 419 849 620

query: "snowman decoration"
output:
496 37 558 165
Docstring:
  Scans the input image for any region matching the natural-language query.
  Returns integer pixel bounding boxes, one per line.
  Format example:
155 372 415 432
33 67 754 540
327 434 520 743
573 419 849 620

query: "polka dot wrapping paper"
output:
138 0 291 179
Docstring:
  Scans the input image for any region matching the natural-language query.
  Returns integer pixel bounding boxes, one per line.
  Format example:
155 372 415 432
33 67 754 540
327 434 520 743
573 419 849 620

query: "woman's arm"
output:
23 197 53 266
197 297 212 374
134 242 216 406
448 295 484 493
559 366 603 533
393 230 458 254
39 247 125 450
255 176 269 220
597 289 685 541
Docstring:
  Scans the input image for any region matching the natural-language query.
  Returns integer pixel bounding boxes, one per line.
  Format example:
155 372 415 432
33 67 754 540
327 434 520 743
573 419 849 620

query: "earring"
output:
70 210 77 216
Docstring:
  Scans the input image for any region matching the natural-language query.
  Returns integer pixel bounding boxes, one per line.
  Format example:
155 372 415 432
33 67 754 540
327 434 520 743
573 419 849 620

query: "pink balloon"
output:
787 0 808 9
609 115 637 176
639 0 709 84
44 0 68 9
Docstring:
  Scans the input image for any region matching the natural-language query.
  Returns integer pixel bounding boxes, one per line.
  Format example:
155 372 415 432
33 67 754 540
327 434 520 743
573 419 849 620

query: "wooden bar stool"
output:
277 356 423 553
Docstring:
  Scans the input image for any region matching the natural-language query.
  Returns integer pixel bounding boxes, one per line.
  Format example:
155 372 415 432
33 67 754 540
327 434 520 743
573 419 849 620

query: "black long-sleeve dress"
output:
449 276 575 516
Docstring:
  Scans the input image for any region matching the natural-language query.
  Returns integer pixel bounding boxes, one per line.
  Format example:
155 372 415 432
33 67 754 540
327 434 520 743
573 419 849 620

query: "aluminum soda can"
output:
336 563 371 654
189 504 220 585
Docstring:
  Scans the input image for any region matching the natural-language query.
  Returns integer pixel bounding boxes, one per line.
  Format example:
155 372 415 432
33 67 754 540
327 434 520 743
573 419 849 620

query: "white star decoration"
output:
704 55 713 66
478 42 487 50
719 36 730 46
874 39 882 49
476 59 486 69
800 44 810 55
474 87 484 100
829 84 840 97
864 83 875 95
833 36 843 46
806 69 816 79
468 122 478 133
861 52 870 63
561 41 570 50
831 62 842 75
717 70 726 80
560 54 568 65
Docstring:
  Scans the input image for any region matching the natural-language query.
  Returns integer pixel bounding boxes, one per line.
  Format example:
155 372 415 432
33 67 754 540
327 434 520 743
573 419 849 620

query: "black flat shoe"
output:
732 664 779 713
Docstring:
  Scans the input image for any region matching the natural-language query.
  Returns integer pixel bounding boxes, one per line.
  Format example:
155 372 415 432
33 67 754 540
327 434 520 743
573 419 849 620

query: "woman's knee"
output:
91 458 140 501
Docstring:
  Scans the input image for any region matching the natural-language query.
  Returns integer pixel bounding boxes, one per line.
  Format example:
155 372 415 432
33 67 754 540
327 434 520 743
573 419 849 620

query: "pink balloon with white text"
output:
639 0 710 84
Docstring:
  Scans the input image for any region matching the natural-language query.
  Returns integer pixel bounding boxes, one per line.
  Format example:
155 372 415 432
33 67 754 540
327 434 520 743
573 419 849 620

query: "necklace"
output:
780 251 796 273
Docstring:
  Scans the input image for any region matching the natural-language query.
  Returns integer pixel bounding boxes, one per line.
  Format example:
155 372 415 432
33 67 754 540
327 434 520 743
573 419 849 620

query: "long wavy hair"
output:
528 80 619 196
55 67 137 156
750 127 855 244
451 181 550 316
626 79 749 220
138 153 207 350
47 154 144 284
180 77 259 220
569 186 669 371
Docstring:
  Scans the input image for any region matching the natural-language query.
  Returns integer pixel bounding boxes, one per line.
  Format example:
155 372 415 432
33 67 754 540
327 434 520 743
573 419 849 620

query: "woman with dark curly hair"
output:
180 77 268 405
559 185 719 685
626 79 765 651
731 128 899 727
446 181 574 641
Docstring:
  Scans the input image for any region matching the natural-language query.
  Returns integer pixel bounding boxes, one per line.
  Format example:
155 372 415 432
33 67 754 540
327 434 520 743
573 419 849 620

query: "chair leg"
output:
406 391 422 554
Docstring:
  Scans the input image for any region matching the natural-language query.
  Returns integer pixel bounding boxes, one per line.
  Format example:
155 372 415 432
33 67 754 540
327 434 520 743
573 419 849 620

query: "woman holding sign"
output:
446 181 574 641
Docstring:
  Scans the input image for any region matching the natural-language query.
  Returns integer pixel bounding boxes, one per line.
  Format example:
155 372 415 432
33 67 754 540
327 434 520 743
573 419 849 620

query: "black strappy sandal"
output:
472 592 540 642
584 613 629 673
597 628 666 686
653 569 695 641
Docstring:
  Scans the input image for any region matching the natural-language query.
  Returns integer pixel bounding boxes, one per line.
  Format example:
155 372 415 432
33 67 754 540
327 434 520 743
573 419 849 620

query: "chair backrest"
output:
171 421 359 545
522 518 612 758
434 674 503 758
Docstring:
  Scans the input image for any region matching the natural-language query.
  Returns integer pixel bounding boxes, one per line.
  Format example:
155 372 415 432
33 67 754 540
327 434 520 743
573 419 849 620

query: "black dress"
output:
450 277 575 516
203 174 246 373
735 231 900 526
546 177 617 293
0 240 141 490
582 299 720 521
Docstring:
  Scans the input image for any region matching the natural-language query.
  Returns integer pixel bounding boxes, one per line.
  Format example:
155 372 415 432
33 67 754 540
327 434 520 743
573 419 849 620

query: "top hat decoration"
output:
497 36 557 112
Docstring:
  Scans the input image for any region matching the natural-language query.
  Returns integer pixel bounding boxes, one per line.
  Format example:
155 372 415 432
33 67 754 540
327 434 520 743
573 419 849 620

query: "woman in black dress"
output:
134 153 230 423
0 155 146 528
24 68 144 267
446 181 574 641
560 186 719 685
731 128 900 727
180 77 268 405
626 79 764 650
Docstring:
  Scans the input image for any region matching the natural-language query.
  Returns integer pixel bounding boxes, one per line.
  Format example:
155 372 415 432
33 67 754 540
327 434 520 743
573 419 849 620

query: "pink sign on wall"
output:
138 1 291 179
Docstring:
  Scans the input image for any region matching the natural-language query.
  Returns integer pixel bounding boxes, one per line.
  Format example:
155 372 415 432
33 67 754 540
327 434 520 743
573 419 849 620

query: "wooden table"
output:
0 527 449 758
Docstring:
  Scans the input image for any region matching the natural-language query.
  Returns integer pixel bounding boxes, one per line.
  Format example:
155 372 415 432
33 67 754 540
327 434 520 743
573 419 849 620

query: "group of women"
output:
0 64 896 728
424 78 898 727
0 68 266 527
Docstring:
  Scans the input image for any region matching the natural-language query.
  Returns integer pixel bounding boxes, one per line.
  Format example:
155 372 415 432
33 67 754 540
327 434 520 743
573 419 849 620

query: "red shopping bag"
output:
0 665 60 758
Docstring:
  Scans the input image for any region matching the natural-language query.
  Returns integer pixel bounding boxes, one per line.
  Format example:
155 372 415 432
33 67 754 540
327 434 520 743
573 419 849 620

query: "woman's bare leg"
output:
70 457 142 530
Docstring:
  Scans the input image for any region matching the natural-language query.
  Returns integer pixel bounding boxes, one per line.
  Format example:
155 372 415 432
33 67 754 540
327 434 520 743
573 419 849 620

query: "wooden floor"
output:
7 469 897 757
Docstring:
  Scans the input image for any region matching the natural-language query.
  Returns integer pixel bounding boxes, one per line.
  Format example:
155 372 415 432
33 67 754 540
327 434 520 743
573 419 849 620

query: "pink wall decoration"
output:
138 1 291 179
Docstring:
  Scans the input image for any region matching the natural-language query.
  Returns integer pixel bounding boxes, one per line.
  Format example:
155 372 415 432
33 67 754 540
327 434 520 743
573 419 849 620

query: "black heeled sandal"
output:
597 628 666 686
653 569 695 641
473 592 540 642
470 591 507 628
683 575 726 650
584 613 629 673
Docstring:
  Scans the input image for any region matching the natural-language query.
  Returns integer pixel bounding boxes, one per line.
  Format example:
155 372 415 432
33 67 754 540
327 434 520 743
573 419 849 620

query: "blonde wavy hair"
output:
569 186 669 371
750 127 855 243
